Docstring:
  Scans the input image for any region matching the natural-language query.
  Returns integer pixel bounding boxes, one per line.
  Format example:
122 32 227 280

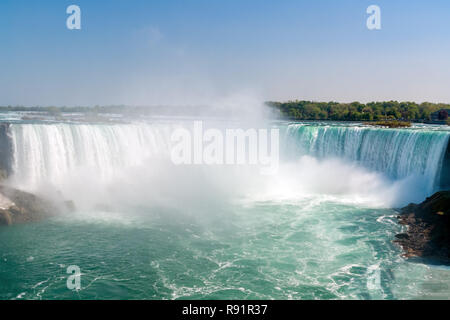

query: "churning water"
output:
1 119 449 299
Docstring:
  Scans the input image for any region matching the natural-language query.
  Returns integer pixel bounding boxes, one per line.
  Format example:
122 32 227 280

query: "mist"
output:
5 114 438 223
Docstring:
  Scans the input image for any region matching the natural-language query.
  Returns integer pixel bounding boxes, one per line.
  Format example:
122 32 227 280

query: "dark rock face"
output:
0 185 56 226
0 123 13 179
439 141 450 190
395 191 450 263
0 210 12 225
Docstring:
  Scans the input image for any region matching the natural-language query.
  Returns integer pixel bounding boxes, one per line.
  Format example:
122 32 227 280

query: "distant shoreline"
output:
267 100 450 125
1 102 450 125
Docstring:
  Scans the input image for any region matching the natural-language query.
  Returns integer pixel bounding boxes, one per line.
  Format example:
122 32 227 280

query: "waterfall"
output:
8 123 174 190
284 124 450 194
5 122 450 203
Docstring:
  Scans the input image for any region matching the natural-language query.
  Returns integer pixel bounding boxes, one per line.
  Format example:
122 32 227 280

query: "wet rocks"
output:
0 185 56 226
0 210 12 225
395 191 450 264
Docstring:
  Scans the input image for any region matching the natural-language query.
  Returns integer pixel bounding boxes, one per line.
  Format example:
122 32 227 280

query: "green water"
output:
1 198 449 300
1 120 450 300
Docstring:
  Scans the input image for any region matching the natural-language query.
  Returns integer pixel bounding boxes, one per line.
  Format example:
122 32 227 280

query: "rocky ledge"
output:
395 191 450 264
0 185 57 226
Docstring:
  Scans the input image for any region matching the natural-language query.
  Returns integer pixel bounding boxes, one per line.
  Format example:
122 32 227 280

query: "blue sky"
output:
1 0 450 106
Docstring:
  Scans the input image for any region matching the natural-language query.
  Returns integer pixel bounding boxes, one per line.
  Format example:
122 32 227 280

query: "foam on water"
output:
1 120 449 300
7 121 450 209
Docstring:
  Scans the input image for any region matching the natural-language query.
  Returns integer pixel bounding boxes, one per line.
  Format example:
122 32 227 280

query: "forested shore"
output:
267 100 450 122
2 101 450 123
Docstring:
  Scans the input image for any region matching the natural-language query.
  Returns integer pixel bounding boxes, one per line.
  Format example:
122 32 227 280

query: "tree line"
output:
266 100 450 121
2 102 450 122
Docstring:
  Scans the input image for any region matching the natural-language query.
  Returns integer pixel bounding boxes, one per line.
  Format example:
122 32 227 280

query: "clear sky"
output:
1 0 450 106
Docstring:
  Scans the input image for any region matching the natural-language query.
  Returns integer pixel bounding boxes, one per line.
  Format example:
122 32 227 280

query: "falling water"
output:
284 123 450 195
1 120 450 300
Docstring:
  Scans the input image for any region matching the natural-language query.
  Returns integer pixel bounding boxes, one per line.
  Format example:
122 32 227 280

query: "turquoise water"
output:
1 199 449 300
1 120 450 300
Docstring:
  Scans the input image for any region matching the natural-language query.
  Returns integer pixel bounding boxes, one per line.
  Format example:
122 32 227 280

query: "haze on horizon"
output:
1 0 450 107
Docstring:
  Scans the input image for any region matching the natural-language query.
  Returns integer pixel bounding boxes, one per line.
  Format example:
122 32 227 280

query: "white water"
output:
9 123 173 186
284 124 450 199
3 120 450 300
7 121 450 209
